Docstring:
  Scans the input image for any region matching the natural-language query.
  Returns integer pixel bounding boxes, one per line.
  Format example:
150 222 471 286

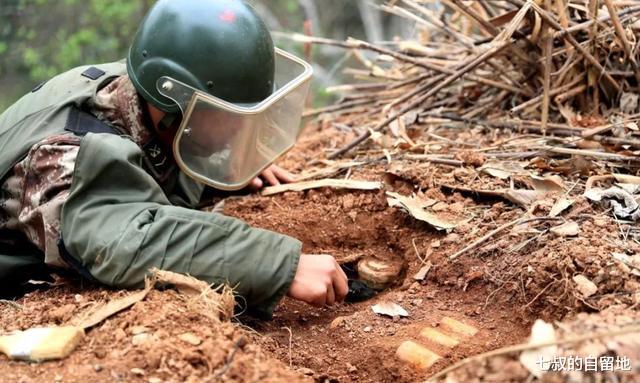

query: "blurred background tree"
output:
0 0 416 110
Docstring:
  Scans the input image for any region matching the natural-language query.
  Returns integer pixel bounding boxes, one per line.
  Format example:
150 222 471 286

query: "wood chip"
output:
413 262 432 281
262 179 382 196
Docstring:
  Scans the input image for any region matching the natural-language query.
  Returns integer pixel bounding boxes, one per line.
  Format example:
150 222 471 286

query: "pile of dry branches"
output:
298 0 640 164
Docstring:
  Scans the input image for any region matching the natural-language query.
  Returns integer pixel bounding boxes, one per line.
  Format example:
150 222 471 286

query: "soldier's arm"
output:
60 133 301 317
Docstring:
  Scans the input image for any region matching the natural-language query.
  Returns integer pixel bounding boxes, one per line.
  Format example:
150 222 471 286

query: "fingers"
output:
333 265 349 303
271 165 296 183
248 177 263 191
261 167 280 186
326 283 336 306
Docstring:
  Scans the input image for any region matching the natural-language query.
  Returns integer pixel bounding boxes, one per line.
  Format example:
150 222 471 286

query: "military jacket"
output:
0 61 301 317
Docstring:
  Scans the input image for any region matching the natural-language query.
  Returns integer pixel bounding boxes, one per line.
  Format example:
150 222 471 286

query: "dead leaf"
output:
519 319 557 378
443 185 544 208
479 161 527 179
371 302 409 318
550 221 580 237
73 286 152 330
386 192 457 230
530 175 565 193
573 275 598 297
504 189 541 206
549 198 574 217
262 179 382 196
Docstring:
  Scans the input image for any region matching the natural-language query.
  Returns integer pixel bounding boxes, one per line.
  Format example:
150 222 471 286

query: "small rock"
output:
550 221 580 237
372 302 409 318
93 364 103 372
431 240 441 248
132 333 156 346
363 326 372 333
74 294 84 303
114 328 127 341
54 375 63 382
449 202 465 214
148 378 162 383
94 348 107 359
573 274 598 297
443 233 460 244
593 217 608 227
177 332 202 346
49 303 76 321
330 316 347 329
347 363 358 373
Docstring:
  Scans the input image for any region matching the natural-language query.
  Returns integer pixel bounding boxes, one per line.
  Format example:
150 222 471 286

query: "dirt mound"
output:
0 285 303 383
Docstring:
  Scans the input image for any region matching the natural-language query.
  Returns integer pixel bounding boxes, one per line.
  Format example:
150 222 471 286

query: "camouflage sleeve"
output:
61 133 301 318
1 134 81 268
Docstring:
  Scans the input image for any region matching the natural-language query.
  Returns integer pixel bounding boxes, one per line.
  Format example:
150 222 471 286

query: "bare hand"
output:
287 254 348 307
248 165 296 191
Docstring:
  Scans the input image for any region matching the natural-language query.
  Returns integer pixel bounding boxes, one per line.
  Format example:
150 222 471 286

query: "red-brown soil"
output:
2 121 639 382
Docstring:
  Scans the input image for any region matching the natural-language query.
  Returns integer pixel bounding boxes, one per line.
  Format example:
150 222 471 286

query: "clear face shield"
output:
157 48 313 190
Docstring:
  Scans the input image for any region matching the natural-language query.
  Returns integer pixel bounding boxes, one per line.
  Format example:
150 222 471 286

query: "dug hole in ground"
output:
4 0 640 381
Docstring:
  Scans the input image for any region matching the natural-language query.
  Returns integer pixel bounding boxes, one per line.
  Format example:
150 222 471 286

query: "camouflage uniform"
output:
0 66 301 317
0 76 152 268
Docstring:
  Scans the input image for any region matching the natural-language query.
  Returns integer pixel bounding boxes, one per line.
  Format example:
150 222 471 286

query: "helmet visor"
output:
157 48 312 190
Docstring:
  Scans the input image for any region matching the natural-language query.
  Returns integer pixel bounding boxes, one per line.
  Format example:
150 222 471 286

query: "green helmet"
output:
127 0 275 113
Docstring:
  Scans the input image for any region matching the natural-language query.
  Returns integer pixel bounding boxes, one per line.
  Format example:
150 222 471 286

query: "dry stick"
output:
386 75 446 111
542 146 640 162
449 217 560 261
302 99 375 118
588 0 600 111
425 323 640 382
447 0 537 63
328 41 514 160
347 37 527 94
532 1 620 91
554 84 588 103
294 34 445 81
554 5 640 38
541 28 553 135
397 0 475 48
426 113 640 148
604 0 638 68
510 74 583 114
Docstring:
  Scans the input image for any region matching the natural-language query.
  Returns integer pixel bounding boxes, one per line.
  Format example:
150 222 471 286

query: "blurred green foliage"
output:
0 0 385 110
0 0 155 109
